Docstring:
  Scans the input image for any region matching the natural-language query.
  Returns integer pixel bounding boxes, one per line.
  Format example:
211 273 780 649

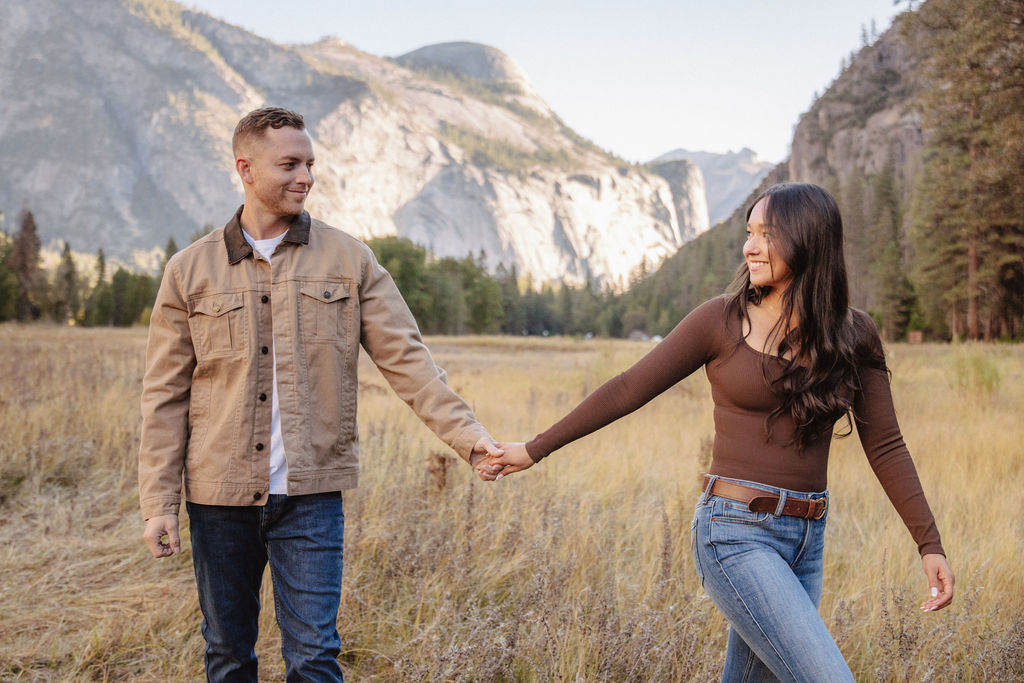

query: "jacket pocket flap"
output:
192 292 245 317
300 282 350 304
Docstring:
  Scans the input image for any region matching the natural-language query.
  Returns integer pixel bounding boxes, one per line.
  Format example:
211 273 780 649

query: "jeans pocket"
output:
710 498 772 526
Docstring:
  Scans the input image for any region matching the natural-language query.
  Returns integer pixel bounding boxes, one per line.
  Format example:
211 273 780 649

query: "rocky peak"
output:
0 0 707 289
652 148 773 225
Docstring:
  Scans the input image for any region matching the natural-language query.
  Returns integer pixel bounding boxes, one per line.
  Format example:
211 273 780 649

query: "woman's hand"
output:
484 442 536 479
920 553 954 612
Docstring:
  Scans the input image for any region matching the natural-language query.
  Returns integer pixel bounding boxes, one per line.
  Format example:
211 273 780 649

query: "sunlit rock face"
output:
0 0 710 287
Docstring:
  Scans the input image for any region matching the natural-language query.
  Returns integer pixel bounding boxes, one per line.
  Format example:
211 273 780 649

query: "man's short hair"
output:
232 107 306 157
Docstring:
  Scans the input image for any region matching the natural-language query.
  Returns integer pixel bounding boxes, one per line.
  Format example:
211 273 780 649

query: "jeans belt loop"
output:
773 489 788 517
701 474 719 504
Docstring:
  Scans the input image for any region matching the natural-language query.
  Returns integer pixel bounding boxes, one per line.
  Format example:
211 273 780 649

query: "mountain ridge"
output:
0 0 713 289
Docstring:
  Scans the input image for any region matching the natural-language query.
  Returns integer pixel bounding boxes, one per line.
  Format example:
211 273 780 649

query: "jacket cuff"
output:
451 423 491 462
140 497 182 520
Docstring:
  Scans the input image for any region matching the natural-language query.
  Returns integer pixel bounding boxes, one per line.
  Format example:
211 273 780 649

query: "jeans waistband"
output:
701 474 829 519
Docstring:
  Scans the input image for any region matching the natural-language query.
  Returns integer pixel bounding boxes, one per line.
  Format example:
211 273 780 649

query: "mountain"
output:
0 0 708 289
651 148 774 225
619 9 936 338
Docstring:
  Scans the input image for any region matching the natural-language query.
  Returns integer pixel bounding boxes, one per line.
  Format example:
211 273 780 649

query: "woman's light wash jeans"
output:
691 475 854 682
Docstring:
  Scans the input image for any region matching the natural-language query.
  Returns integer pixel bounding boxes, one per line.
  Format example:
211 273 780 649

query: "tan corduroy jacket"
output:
138 208 490 520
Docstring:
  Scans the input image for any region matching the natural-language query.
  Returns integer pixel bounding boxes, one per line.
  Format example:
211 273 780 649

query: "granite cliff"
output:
0 0 709 288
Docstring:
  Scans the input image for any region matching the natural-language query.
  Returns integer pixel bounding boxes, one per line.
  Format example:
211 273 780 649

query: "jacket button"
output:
261 346 269 354
253 492 262 500
323 290 332 299
261 295 269 303
259 393 267 401
256 443 264 451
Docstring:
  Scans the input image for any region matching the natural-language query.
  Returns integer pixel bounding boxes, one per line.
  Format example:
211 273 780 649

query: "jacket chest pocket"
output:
190 292 248 360
299 281 351 342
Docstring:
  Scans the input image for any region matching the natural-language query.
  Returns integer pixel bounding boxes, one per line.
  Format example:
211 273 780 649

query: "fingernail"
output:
495 473 504 481
931 587 938 597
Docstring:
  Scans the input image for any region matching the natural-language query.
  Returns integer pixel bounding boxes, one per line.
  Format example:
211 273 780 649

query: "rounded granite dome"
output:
395 42 532 87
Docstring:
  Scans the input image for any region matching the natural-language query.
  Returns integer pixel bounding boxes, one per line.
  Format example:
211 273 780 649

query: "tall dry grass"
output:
0 325 1021 681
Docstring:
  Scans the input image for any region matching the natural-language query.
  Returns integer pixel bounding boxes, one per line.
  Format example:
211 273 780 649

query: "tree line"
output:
0 210 643 337
0 209 167 327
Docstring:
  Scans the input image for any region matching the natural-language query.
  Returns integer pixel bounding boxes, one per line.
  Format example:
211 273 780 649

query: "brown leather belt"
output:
703 476 827 520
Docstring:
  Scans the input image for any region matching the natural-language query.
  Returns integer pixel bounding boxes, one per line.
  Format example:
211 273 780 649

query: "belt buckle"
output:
813 496 828 520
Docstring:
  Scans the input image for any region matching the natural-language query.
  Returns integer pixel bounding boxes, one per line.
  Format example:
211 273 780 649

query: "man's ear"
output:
236 157 253 185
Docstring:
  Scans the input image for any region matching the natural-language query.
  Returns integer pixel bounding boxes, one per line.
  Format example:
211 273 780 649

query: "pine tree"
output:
83 249 112 326
911 0 1024 339
158 236 179 283
0 232 18 321
10 209 43 321
53 242 80 324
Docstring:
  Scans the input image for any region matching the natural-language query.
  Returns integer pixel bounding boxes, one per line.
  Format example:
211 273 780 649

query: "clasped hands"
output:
469 439 534 481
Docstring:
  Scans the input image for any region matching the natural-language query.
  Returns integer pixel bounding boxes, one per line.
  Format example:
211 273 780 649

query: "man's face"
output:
238 126 315 217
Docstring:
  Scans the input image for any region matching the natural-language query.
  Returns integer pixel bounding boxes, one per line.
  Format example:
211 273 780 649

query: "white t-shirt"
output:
242 230 288 494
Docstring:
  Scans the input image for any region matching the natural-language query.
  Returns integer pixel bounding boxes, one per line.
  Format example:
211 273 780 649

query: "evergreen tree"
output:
10 209 44 321
911 0 1024 339
83 249 112 326
158 236 179 283
0 232 18 321
464 253 503 334
53 242 81 324
495 263 524 335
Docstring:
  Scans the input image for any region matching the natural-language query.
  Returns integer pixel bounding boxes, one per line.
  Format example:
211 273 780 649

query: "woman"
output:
486 183 954 681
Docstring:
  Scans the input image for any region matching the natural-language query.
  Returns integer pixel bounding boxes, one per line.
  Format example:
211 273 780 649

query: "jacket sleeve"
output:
356 247 490 462
138 258 196 519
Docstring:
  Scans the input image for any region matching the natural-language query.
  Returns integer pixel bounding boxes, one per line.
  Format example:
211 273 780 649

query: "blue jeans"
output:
691 476 854 682
187 493 345 682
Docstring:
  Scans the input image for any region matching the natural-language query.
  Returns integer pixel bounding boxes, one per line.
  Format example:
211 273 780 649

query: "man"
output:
140 106 501 681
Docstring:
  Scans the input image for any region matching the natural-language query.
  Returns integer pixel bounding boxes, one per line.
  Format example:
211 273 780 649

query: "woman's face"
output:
744 197 792 292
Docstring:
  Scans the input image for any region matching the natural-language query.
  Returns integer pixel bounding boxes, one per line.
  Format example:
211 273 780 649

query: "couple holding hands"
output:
140 107 951 682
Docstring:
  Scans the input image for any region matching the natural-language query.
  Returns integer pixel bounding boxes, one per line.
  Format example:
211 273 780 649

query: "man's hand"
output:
143 514 181 558
488 442 536 479
469 438 504 481
920 553 954 612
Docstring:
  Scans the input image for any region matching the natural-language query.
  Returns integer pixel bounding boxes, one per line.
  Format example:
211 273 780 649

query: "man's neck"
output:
239 205 296 241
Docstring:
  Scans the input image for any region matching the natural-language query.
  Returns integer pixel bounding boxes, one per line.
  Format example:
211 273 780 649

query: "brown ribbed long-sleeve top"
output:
525 296 944 557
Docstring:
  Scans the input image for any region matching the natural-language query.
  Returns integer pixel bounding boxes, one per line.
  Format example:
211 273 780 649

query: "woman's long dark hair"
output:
726 182 884 450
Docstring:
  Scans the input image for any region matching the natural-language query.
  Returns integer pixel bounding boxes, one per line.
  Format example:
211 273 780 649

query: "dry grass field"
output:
0 324 1021 681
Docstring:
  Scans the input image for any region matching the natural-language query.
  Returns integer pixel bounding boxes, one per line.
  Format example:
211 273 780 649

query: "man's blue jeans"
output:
187 493 345 682
691 476 854 682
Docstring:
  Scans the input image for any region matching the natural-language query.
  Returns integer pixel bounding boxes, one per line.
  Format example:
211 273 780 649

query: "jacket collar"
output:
224 206 312 264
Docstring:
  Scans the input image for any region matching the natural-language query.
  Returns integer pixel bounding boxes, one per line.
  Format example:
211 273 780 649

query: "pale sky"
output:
184 0 906 165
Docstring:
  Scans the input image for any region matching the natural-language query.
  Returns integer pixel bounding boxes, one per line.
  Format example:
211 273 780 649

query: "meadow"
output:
0 325 1021 681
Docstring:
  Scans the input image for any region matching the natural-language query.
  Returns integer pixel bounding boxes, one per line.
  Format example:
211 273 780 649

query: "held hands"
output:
470 437 505 481
920 553 955 612
479 442 536 480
